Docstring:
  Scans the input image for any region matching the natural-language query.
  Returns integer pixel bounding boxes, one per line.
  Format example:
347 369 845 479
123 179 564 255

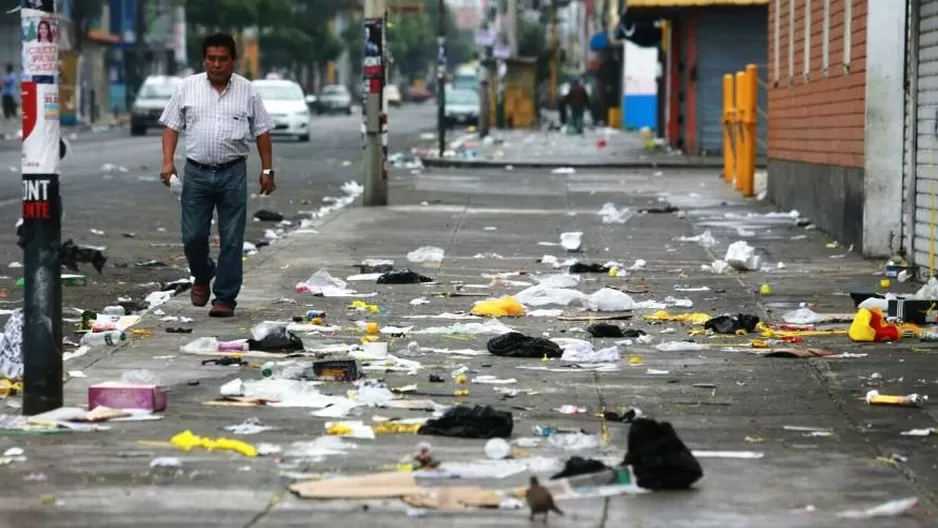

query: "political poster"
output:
21 7 58 82
363 18 384 80
21 82 60 174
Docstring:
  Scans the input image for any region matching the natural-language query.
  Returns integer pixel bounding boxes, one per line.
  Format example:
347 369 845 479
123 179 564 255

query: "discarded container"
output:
101 306 126 316
88 382 167 411
484 438 511 460
307 359 361 382
306 310 326 320
866 390 927 407
362 341 389 358
79 330 126 347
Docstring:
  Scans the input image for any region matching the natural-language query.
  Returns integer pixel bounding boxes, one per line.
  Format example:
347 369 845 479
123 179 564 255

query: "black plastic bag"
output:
622 418 703 490
59 239 107 273
247 327 304 352
550 456 610 479
377 268 433 284
487 332 562 358
704 313 760 334
417 405 513 439
587 323 646 338
254 209 284 222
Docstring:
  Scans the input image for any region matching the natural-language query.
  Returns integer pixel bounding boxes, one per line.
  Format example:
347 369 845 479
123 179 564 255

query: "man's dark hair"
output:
202 33 238 60
5 64 12 73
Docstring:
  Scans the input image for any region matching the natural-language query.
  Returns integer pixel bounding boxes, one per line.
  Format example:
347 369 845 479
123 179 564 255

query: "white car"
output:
251 79 312 142
130 75 184 136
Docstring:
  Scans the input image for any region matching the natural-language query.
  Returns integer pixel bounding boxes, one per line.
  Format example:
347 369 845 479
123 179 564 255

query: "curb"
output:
418 156 727 170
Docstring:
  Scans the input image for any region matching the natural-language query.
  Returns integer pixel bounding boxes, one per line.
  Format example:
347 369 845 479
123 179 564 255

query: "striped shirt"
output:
159 72 274 165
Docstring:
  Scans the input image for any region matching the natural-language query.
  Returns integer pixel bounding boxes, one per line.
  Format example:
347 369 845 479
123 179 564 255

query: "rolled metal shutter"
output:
913 0 938 272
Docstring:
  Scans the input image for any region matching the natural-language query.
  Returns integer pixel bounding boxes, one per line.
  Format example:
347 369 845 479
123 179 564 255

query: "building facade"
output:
765 0 869 251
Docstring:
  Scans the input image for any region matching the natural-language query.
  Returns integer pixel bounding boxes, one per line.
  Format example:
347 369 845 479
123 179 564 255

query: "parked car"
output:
444 88 479 127
129 75 183 136
252 79 312 142
405 85 432 103
314 85 353 115
384 85 402 106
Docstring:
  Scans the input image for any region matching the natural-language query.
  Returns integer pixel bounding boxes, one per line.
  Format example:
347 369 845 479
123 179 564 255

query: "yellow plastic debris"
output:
366 322 380 335
759 284 772 295
644 310 710 325
326 423 356 436
880 279 891 289
373 422 422 434
628 355 644 366
470 296 526 318
169 430 257 457
349 300 380 313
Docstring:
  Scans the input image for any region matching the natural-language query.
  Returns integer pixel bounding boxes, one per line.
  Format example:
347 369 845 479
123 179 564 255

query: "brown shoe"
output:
209 301 235 318
190 280 210 307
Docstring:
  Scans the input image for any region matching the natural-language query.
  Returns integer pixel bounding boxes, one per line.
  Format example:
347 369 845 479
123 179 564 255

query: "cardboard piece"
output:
289 471 501 509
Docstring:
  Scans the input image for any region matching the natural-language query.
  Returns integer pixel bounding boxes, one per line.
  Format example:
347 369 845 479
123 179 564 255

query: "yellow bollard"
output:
722 74 735 184
607 107 622 129
741 64 758 198
734 71 747 192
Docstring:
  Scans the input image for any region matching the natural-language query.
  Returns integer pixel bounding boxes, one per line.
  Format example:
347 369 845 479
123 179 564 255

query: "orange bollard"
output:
741 64 758 198
722 74 735 183
734 71 747 192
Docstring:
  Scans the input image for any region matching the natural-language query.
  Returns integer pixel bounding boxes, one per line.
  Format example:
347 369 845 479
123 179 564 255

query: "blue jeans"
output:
181 159 247 306
571 108 585 134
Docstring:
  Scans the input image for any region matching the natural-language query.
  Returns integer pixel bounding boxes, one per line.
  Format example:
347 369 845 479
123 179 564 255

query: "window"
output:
788 0 795 81
843 0 852 73
822 0 830 77
774 0 781 82
803 0 811 81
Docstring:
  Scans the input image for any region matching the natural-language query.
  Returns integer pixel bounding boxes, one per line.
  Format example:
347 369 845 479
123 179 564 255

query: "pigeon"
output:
525 476 563 522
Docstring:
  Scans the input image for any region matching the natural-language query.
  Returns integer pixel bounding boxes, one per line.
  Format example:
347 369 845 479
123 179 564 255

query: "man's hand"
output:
259 172 276 195
159 163 177 187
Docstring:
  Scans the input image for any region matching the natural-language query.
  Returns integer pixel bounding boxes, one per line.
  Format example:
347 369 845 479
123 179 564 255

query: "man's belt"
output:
186 157 246 172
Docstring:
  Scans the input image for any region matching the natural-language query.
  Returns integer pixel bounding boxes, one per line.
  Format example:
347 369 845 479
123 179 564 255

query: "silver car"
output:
315 85 353 115
444 89 479 127
130 75 183 136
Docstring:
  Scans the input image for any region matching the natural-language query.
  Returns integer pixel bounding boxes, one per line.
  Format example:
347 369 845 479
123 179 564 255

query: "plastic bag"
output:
514 286 587 307
119 369 160 385
168 174 182 200
407 246 445 263
724 241 760 271
471 296 526 318
782 305 821 325
560 232 583 252
586 288 636 311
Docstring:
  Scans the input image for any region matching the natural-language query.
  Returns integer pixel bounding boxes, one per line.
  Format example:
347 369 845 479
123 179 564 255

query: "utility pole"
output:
362 0 388 205
436 0 447 157
20 0 63 415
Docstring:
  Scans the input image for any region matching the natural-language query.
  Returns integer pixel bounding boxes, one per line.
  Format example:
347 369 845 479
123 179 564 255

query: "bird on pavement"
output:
525 476 563 522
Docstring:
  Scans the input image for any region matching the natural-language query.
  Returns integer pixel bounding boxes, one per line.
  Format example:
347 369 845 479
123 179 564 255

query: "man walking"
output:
564 77 589 134
158 33 275 318
1 64 17 133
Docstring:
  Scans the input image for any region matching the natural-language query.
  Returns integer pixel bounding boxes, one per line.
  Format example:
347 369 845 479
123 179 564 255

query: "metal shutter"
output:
913 0 938 273
904 0 918 261
696 7 768 156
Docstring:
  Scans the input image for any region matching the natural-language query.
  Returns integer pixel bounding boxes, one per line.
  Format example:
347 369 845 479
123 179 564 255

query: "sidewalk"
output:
420 127 726 169
1 166 935 526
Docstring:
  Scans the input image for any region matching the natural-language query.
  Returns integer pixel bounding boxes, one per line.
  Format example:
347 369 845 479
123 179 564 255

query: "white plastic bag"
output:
560 232 583 252
168 174 182 200
407 246 445 263
585 288 636 311
514 286 587 307
782 305 821 325
724 241 761 271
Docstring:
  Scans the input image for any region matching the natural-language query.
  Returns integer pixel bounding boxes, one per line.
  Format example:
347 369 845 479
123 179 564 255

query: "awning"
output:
589 32 610 51
626 0 766 6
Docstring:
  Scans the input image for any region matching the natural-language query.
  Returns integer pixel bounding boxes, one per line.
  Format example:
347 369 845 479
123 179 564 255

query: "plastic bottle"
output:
180 337 249 354
80 330 127 346
101 305 126 316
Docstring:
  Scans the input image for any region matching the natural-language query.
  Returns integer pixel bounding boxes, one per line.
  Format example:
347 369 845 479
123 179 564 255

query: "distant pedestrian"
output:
158 32 275 318
564 77 589 134
1 64 16 121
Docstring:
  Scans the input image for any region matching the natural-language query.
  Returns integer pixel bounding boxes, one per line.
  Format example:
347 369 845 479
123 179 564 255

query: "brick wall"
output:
767 0 867 168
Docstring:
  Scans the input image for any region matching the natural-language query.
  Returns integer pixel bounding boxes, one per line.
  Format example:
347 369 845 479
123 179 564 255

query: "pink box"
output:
88 382 167 412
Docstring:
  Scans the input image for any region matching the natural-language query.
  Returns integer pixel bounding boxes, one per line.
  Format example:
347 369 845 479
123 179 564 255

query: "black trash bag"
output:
59 239 107 273
622 418 703 490
569 262 610 273
417 405 513 439
487 332 562 358
704 313 760 334
377 268 433 284
254 209 284 222
247 327 304 352
639 205 679 214
550 456 611 480
587 323 647 338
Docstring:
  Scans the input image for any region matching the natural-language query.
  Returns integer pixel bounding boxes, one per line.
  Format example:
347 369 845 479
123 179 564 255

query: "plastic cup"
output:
484 438 511 460
362 341 389 358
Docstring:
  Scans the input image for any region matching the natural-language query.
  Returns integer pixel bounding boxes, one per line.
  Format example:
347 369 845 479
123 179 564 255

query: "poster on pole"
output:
21 82 60 174
363 18 384 80
20 6 58 82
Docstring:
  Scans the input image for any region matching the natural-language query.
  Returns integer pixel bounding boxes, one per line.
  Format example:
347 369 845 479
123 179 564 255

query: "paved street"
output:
0 154 935 526
0 104 435 320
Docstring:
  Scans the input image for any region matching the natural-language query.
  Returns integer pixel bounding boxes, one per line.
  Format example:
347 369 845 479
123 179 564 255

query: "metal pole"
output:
436 0 447 157
362 0 388 206
479 49 491 138
20 0 63 415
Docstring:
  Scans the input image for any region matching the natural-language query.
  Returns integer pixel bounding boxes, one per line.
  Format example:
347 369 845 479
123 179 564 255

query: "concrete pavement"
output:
0 162 934 526
0 104 435 327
